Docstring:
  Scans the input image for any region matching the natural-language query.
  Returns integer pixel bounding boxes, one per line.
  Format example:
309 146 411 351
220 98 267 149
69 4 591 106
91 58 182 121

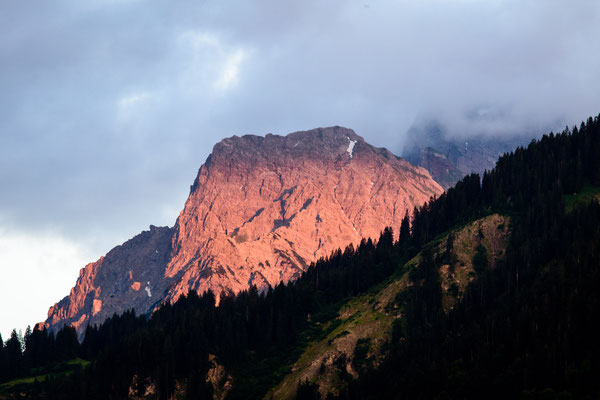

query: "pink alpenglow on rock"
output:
41 127 443 337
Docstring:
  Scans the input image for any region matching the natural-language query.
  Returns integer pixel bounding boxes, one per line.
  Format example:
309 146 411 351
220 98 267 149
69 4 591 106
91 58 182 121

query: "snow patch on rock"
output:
346 137 357 158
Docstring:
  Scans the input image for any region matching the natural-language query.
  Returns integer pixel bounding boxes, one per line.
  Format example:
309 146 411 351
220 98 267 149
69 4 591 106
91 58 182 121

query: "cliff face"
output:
411 147 465 190
163 126 442 301
40 225 173 335
42 126 443 336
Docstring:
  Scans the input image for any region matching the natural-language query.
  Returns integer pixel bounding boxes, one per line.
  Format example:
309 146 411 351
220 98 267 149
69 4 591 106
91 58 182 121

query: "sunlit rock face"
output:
163 126 443 300
41 127 443 337
40 225 174 337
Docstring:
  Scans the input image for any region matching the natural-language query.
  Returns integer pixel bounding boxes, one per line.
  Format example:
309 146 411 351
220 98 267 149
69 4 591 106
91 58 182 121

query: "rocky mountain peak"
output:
42 127 443 337
214 126 363 155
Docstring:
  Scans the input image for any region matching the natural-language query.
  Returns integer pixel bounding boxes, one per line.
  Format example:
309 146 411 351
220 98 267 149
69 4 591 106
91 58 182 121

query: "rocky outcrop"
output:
42 126 443 336
40 225 174 335
411 147 465 190
206 354 233 400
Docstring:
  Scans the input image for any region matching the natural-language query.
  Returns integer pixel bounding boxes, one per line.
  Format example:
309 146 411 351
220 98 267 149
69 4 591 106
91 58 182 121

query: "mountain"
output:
2 115 600 400
402 121 532 189
40 126 443 336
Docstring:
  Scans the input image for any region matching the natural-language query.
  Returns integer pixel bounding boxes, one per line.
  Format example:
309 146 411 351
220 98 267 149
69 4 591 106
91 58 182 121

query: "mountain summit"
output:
41 126 443 335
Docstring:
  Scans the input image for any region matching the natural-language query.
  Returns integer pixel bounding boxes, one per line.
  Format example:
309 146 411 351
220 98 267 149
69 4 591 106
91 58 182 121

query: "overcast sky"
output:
1 0 600 339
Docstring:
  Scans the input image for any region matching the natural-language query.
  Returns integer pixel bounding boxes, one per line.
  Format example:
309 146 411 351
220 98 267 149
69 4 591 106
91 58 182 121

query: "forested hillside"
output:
336 116 600 399
1 115 599 399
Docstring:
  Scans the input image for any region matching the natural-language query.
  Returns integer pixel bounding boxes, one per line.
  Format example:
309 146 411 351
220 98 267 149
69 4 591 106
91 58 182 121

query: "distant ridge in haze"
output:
403 121 533 189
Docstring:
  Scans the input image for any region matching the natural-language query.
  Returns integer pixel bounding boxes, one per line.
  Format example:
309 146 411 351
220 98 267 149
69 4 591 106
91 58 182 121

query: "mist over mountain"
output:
402 119 537 189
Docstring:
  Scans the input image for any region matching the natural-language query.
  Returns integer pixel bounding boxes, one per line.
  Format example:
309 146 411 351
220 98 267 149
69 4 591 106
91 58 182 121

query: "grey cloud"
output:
1 0 600 252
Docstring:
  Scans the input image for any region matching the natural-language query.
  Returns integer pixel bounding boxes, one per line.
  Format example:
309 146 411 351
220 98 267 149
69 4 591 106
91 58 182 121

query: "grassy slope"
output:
0 358 90 396
564 182 600 213
265 274 406 400
266 214 510 400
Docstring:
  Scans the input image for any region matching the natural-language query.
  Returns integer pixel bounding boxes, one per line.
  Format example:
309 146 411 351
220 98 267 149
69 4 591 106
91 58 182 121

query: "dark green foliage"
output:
404 245 443 359
391 318 404 342
184 369 213 399
352 338 371 373
398 213 411 247
4 330 23 380
333 354 352 383
448 282 459 298
441 233 457 268
0 333 5 380
54 326 78 360
472 244 488 274
295 378 320 400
